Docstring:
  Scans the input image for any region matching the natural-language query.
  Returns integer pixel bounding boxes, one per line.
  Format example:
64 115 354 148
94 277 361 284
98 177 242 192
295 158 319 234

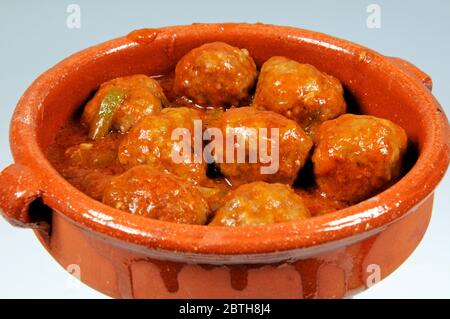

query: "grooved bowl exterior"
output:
39 195 433 298
0 23 448 298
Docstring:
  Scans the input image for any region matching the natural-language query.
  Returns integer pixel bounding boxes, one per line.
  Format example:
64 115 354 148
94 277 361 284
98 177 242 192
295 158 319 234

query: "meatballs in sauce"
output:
47 41 410 226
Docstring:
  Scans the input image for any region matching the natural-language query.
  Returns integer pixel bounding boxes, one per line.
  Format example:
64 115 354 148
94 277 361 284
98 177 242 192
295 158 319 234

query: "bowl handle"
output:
0 164 50 231
388 57 433 91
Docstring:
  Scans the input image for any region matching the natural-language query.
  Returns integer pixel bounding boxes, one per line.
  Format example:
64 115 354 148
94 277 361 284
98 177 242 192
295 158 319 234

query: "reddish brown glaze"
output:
150 259 185 293
0 164 44 228
0 24 448 299
389 57 433 91
127 28 160 45
38 195 431 298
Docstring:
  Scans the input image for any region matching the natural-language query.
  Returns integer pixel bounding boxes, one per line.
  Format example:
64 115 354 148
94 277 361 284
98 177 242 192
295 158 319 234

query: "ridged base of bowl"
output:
35 195 433 299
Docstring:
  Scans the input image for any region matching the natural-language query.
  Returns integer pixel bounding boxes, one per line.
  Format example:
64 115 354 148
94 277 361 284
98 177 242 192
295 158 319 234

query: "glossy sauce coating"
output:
295 189 348 217
210 182 310 226
174 42 258 108
253 56 346 134
118 107 207 185
47 122 125 200
82 74 168 134
312 114 408 203
210 106 313 186
46 42 411 226
103 165 210 224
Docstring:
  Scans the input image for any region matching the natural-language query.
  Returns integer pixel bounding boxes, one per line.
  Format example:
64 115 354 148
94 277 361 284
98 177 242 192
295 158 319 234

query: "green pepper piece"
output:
89 87 125 140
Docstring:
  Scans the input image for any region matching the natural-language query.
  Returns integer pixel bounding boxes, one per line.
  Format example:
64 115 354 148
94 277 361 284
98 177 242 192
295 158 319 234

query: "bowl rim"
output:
9 23 450 255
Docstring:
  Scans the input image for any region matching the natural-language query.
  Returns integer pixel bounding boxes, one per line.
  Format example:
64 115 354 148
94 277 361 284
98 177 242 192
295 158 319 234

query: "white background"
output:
0 0 449 298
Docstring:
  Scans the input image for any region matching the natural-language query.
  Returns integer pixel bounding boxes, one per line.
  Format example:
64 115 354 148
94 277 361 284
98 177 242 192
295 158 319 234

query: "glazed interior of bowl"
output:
11 23 449 256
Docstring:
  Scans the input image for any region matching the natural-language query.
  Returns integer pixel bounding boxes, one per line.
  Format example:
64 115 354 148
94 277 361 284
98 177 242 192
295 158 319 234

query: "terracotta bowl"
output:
0 23 448 299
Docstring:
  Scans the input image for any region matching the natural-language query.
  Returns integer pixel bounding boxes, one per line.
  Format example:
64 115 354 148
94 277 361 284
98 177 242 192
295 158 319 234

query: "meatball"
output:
103 165 210 224
312 114 408 203
196 184 231 212
64 134 123 170
173 42 258 108
210 182 310 226
118 107 207 185
210 107 313 186
253 56 346 134
63 169 113 201
82 74 168 138
61 134 125 201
